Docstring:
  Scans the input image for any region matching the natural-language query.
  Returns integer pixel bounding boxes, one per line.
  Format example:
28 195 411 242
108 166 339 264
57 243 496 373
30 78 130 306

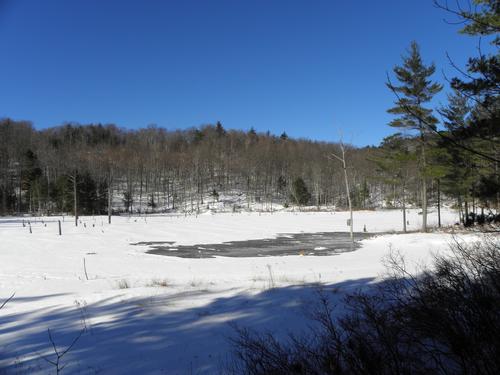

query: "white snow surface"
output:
0 209 464 374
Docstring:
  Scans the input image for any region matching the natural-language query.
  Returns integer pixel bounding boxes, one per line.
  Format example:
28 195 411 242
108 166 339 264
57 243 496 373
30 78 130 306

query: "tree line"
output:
377 0 499 230
1 1 498 230
1 107 494 228
0 120 383 223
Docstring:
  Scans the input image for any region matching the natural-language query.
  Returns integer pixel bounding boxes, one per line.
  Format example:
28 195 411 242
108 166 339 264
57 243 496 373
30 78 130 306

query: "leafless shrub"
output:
41 327 85 375
266 265 275 289
230 236 500 374
148 278 169 287
117 279 130 289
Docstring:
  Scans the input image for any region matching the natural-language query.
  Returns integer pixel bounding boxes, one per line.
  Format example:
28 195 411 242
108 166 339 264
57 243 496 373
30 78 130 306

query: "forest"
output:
0 1 499 374
0 119 379 215
0 103 497 227
0 2 498 230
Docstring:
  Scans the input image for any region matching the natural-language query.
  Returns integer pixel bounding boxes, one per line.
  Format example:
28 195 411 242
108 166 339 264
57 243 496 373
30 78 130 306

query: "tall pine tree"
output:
387 41 442 232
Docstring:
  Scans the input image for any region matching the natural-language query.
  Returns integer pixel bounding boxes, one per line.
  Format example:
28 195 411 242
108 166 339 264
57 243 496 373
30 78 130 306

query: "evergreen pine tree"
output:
291 177 311 206
215 121 226 137
387 41 442 231
435 0 499 167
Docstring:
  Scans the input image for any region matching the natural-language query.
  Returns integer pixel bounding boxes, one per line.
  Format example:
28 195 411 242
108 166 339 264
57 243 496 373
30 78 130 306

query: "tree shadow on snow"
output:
0 277 382 374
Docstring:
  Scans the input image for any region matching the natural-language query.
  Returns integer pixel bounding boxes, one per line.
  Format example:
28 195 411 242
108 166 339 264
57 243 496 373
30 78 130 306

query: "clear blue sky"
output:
0 0 489 146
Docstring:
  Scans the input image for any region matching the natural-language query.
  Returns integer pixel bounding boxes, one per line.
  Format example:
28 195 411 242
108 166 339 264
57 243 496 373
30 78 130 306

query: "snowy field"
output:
0 209 463 374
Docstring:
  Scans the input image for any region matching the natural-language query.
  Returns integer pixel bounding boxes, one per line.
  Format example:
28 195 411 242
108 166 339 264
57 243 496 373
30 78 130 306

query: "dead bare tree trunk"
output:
107 171 113 224
420 127 428 232
330 142 353 247
402 182 407 233
72 172 78 227
437 178 441 228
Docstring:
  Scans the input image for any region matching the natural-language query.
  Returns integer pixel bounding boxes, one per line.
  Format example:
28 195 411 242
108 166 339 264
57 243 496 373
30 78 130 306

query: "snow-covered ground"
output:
0 209 463 374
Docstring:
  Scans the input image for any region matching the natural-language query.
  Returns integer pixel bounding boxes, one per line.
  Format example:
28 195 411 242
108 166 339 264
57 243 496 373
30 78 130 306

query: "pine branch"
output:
433 0 500 34
386 73 500 163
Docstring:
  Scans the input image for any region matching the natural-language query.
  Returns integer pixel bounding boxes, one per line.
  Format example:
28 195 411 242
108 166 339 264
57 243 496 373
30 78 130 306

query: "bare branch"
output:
0 292 15 310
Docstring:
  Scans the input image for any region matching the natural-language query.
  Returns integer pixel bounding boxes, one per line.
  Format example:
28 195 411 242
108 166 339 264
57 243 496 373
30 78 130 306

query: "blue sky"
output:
0 0 490 146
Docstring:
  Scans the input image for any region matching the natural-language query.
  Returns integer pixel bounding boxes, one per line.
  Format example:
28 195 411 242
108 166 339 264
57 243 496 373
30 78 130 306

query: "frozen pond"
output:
133 231 376 258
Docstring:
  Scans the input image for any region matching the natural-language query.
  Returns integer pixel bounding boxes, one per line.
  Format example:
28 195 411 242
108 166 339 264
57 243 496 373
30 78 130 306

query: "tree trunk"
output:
402 182 407 233
457 195 463 224
18 168 22 214
46 166 50 214
420 129 428 232
171 179 175 210
1 187 6 215
139 167 143 215
342 152 354 246
333 143 353 247
437 178 441 228
472 193 476 217
73 172 78 227
108 172 112 224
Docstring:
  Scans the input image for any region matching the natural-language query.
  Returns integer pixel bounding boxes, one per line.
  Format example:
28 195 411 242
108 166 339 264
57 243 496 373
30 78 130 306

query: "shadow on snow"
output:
1 277 379 374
